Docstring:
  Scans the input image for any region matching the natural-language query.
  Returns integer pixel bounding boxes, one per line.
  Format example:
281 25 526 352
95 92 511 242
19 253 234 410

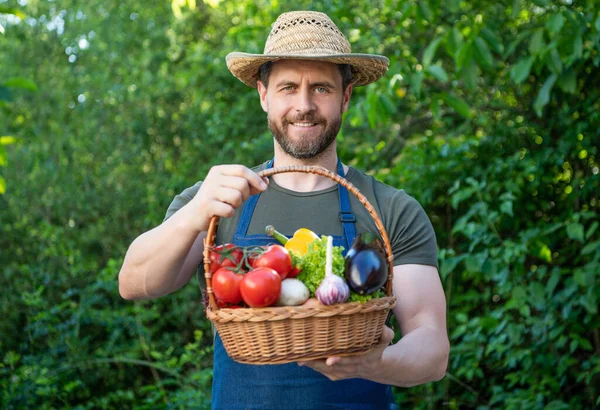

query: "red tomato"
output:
240 268 281 308
252 245 292 280
212 268 244 304
209 244 243 272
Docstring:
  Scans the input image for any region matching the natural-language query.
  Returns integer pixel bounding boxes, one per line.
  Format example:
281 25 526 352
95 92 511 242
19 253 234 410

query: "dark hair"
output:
258 62 354 90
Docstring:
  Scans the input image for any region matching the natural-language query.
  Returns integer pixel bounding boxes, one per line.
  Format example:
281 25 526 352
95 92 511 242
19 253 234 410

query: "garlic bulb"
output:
315 236 350 305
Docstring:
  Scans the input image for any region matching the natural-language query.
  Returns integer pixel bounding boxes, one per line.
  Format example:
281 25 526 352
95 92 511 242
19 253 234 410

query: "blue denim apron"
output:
211 160 397 410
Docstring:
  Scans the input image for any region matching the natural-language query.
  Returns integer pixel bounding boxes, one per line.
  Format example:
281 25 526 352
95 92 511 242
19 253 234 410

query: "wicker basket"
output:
203 165 396 365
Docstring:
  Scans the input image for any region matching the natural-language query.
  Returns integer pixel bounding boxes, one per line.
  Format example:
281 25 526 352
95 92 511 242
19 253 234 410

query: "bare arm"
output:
118 165 268 300
302 264 449 387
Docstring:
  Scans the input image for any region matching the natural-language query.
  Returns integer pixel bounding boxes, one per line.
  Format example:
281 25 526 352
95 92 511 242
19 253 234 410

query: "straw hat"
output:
226 11 389 88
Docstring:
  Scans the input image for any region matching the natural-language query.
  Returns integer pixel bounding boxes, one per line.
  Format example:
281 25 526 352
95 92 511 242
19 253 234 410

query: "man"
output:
119 11 449 410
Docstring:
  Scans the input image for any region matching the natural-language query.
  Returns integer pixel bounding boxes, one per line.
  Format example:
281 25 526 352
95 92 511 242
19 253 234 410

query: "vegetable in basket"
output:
344 232 388 295
265 225 319 256
315 236 349 305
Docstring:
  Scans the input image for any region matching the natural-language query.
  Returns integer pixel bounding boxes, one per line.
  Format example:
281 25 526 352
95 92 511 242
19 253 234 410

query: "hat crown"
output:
264 11 351 56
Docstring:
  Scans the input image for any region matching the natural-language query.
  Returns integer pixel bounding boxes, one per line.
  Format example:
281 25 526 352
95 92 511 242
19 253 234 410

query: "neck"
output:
271 142 342 192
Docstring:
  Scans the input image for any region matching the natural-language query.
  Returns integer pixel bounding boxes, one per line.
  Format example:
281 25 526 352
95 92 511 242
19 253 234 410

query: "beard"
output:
268 112 342 159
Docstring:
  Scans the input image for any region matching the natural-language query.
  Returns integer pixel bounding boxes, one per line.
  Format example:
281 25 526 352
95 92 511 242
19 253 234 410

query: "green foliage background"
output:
1 0 599 408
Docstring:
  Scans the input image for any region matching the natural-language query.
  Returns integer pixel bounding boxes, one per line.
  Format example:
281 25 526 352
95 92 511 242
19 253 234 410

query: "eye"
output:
281 85 295 92
315 86 328 93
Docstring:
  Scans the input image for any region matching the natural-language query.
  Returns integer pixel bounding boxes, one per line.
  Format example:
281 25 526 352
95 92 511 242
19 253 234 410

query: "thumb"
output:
379 325 395 346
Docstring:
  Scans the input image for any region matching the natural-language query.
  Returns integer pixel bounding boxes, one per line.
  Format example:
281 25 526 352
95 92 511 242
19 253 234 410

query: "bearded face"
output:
267 110 342 159
257 60 353 161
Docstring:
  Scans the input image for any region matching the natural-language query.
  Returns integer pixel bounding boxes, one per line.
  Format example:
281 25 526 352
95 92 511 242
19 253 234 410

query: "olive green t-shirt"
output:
164 162 438 272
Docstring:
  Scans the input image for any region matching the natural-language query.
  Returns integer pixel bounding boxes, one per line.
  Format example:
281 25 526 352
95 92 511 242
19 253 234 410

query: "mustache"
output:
284 114 324 124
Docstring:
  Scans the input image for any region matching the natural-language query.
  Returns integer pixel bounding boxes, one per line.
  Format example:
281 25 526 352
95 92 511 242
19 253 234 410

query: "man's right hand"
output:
187 165 269 232
118 164 268 300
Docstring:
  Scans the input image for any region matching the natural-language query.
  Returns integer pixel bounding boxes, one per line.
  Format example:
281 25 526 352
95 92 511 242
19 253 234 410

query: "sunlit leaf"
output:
510 56 535 84
0 175 5 194
0 6 26 19
0 145 6 166
0 136 16 145
533 73 557 117
4 78 38 91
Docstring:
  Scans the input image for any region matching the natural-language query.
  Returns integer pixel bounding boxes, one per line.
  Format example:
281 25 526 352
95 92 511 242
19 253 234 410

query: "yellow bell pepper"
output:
285 228 319 256
265 225 319 256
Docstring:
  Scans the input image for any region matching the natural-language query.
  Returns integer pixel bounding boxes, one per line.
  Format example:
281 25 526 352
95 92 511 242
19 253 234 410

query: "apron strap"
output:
233 159 274 238
337 159 357 250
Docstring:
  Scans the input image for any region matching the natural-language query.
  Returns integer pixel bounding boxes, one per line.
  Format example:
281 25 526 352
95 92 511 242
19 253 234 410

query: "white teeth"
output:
293 123 316 127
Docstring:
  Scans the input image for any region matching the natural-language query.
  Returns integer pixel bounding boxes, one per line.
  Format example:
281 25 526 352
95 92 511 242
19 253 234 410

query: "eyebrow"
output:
275 80 338 89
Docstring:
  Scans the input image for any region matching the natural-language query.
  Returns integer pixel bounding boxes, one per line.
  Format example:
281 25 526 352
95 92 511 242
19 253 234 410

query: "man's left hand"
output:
298 326 395 381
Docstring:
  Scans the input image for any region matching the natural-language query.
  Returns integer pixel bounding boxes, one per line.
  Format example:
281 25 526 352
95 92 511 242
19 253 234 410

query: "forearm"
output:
118 203 205 300
369 326 449 387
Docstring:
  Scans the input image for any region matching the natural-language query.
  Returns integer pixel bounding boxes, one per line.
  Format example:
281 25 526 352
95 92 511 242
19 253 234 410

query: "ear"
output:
341 83 353 113
257 80 269 113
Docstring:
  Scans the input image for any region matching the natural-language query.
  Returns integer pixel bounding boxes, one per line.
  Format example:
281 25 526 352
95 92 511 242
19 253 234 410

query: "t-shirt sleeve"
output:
163 181 203 222
385 191 439 268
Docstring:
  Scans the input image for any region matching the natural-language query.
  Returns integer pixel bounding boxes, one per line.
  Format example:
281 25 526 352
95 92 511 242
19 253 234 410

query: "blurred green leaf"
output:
510 56 535 84
533 73 557 117
442 93 472 119
427 65 449 82
557 69 577 94
546 48 563 74
423 37 443 67
4 78 38 91
546 13 564 34
474 36 494 69
566 223 585 243
462 58 477 90
480 27 504 54
529 29 545 55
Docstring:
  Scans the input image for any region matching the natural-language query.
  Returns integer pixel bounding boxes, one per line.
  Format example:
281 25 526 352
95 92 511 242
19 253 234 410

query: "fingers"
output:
191 164 269 223
216 165 268 195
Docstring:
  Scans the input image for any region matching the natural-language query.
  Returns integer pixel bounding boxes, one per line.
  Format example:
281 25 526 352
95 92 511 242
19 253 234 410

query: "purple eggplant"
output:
344 232 387 295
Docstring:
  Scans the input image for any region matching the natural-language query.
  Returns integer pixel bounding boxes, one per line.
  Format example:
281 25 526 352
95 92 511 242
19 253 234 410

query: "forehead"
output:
269 60 342 84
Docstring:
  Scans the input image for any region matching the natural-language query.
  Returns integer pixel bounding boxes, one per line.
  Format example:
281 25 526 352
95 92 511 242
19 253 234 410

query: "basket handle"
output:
203 165 395 310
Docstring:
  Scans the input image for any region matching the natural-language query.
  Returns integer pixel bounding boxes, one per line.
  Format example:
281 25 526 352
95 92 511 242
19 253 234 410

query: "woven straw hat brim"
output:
226 52 390 88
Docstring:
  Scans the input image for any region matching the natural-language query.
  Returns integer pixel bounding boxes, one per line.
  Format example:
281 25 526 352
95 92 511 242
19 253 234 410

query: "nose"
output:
295 87 316 114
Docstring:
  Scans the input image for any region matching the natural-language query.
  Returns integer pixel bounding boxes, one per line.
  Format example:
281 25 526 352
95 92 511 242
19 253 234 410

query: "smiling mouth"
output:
291 122 318 127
